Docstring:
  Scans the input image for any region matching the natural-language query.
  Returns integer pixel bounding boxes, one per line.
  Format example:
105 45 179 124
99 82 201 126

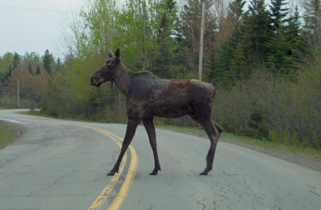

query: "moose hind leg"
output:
143 118 161 175
107 118 141 176
200 119 220 175
190 115 220 175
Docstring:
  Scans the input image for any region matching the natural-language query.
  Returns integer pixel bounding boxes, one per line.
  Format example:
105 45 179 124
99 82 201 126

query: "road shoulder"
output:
0 121 27 149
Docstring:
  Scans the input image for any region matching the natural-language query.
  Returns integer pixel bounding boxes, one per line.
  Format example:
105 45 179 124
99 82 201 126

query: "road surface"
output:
0 109 321 210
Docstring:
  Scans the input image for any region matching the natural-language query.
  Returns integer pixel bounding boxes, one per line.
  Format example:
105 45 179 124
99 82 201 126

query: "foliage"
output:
212 65 321 149
0 51 49 108
303 0 321 44
1 0 320 149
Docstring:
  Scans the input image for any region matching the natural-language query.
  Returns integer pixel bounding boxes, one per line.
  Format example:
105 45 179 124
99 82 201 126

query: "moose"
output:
90 48 223 175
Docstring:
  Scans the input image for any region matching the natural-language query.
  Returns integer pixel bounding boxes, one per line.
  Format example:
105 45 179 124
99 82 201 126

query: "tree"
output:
217 0 247 85
240 0 273 68
43 49 52 74
12 52 20 71
228 0 246 31
55 58 62 72
303 0 321 44
267 0 291 74
179 0 217 78
150 0 180 78
270 0 289 35
28 64 33 76
36 64 41 75
114 0 157 71
286 5 304 65
204 37 222 85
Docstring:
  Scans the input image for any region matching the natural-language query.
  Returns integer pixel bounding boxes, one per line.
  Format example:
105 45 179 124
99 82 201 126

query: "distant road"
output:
0 109 321 210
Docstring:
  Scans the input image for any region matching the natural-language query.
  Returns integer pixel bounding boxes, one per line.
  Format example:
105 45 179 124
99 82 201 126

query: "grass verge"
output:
0 122 16 148
158 124 321 159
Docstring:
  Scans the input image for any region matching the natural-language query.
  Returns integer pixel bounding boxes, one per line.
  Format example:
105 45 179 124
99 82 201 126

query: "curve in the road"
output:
80 126 138 210
1 113 138 210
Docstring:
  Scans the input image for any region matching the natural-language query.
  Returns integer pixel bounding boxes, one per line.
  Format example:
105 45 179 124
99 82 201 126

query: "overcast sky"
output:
0 0 86 59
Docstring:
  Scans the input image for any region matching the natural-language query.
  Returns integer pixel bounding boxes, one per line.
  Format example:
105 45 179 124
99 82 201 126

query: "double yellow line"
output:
2 114 136 210
78 126 138 210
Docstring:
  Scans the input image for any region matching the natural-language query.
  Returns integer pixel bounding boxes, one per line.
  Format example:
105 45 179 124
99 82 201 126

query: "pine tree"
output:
8 65 12 78
267 0 291 74
55 58 61 72
218 0 246 83
285 5 304 70
270 0 289 35
204 37 221 84
242 0 273 67
303 0 321 43
12 52 20 71
150 0 180 78
36 64 41 75
28 64 33 76
228 0 246 31
43 49 52 74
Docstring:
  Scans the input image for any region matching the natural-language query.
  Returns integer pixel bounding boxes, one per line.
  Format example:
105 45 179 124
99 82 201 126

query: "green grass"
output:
0 122 16 148
158 124 321 159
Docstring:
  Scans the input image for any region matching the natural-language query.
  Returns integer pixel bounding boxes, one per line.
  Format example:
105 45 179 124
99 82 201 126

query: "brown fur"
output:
90 48 223 175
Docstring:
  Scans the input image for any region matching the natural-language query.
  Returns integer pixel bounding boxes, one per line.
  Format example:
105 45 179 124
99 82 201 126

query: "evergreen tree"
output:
241 0 273 68
303 0 321 43
228 0 246 31
270 0 289 34
28 64 33 76
286 5 304 58
36 64 41 75
12 52 20 71
8 65 12 78
55 58 61 72
43 49 52 74
150 0 180 78
267 0 291 73
217 0 246 85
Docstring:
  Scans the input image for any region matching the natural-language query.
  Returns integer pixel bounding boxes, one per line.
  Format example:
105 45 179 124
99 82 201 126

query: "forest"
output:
0 0 320 149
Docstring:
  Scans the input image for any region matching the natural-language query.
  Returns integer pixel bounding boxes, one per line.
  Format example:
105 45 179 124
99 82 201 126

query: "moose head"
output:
90 48 121 87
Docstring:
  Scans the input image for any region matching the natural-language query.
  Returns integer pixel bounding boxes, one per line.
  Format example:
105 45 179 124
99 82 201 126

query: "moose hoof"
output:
107 170 117 176
199 168 210 175
149 171 158 175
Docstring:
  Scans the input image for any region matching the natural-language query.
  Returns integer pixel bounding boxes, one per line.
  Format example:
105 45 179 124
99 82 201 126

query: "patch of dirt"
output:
158 127 321 173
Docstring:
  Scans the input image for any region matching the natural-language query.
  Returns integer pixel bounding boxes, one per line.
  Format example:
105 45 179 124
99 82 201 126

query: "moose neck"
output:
113 63 132 96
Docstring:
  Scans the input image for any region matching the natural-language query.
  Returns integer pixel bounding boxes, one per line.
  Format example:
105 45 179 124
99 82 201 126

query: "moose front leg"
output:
107 118 141 176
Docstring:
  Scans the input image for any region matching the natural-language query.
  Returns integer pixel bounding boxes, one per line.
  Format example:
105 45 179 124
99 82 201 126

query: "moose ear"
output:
115 48 120 62
108 49 113 58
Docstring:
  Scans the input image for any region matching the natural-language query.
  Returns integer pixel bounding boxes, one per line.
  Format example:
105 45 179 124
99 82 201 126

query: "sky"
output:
0 0 86 59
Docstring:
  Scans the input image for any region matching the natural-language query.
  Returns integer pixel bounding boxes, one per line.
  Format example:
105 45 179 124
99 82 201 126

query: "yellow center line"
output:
80 126 126 210
79 126 138 210
107 142 138 210
0 113 138 210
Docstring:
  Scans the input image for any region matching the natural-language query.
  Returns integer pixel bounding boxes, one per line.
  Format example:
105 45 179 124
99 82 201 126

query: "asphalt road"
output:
0 109 321 210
